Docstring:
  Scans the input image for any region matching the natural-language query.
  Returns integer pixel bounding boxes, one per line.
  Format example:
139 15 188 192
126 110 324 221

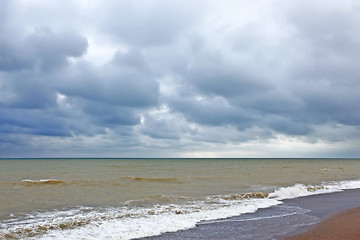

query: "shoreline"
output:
280 188 360 238
138 189 360 240
277 188 360 239
282 206 360 240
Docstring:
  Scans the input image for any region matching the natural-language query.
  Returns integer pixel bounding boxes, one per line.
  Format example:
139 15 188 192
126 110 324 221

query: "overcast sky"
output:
1 0 360 158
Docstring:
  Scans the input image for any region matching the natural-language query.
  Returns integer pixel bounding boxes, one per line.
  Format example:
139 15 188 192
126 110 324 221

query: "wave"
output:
2 179 360 240
10 177 182 187
207 180 360 202
268 179 360 200
120 176 182 183
1 199 280 240
21 179 65 185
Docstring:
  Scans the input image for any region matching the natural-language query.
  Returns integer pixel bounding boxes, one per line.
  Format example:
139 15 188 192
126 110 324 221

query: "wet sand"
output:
281 188 360 239
283 206 360 240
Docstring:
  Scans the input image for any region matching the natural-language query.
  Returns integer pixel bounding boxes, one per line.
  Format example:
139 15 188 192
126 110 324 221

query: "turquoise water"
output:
1 158 360 239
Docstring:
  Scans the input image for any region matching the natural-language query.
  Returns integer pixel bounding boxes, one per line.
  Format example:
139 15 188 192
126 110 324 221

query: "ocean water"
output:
1 158 360 239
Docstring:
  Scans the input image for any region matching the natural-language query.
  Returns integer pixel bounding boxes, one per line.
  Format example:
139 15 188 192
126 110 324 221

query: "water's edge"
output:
139 189 360 240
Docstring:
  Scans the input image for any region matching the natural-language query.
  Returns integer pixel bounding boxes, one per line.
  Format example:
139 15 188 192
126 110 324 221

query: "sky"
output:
1 0 360 158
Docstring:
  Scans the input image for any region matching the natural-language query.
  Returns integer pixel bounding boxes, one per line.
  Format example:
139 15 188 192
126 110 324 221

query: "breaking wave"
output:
21 179 65 185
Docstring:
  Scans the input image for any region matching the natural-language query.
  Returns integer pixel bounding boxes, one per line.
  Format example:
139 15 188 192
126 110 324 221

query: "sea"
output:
1 158 360 240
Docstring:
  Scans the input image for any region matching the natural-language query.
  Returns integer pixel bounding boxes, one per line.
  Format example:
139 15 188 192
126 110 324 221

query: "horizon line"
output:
1 157 359 160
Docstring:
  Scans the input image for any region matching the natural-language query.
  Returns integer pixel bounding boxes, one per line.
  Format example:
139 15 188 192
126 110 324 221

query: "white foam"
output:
269 184 326 200
337 179 360 189
269 179 360 200
21 179 64 183
35 199 280 240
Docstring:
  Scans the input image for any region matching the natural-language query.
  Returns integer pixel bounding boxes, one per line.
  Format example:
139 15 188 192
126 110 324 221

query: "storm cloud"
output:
1 0 360 157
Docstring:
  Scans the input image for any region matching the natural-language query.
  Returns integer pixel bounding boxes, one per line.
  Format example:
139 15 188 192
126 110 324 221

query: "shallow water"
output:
1 158 360 239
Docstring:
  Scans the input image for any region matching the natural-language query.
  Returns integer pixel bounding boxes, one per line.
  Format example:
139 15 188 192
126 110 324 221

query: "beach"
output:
1 158 360 239
283 207 360 240
282 190 360 240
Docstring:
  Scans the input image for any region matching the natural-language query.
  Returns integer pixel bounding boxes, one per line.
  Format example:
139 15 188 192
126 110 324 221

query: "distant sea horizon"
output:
1 157 359 159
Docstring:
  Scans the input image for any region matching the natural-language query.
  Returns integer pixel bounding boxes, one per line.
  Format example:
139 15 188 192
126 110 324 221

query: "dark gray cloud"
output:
1 0 360 157
0 27 88 72
139 115 186 140
25 27 88 71
59 51 159 108
0 10 159 143
169 93 254 129
159 0 360 139
1 69 60 109
186 52 270 97
0 108 70 136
